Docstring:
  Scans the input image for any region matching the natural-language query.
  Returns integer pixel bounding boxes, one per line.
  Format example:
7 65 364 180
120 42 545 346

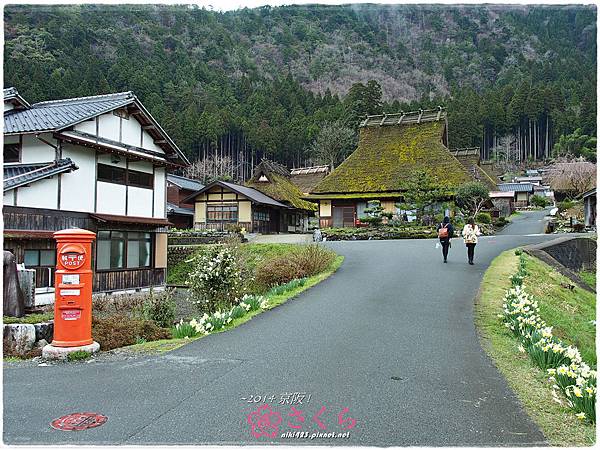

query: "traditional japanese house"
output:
166 174 204 229
582 188 597 229
3 88 189 292
496 183 535 207
307 108 473 227
289 165 330 195
245 159 317 232
184 180 290 234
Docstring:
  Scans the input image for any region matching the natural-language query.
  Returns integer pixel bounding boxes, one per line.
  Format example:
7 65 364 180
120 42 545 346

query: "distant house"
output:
307 108 474 228
184 180 291 234
166 174 203 229
245 159 317 232
489 191 515 217
513 176 543 185
449 147 498 189
582 188 596 228
3 88 189 292
497 183 535 207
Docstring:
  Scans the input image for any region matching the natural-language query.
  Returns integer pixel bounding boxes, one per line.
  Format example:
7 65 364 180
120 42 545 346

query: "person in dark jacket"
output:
436 216 454 263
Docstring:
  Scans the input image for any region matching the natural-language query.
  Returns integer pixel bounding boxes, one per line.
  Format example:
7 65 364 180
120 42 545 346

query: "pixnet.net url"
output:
280 431 351 439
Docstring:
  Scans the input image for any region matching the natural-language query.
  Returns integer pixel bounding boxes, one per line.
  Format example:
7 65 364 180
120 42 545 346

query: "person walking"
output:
462 217 481 265
436 216 454 263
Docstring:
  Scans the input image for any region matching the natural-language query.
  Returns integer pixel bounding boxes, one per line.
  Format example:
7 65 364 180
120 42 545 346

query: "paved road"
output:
4 211 555 445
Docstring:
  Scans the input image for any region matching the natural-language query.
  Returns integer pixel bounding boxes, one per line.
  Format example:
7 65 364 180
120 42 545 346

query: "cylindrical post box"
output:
52 229 96 347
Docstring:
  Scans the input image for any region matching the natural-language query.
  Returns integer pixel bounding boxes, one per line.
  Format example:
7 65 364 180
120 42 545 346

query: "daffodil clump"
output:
171 294 269 339
501 254 596 423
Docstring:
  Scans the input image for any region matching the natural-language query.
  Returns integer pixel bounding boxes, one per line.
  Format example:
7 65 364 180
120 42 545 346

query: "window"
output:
3 143 21 163
24 249 56 267
97 164 153 189
97 231 152 270
253 211 270 221
207 204 238 222
128 170 153 189
98 164 126 184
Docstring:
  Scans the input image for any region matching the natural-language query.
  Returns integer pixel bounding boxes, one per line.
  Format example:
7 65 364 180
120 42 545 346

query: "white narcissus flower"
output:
576 412 586 421
517 344 526 353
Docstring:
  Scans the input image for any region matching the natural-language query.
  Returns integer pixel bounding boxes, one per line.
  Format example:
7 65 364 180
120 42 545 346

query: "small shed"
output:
582 188 596 228
489 191 515 217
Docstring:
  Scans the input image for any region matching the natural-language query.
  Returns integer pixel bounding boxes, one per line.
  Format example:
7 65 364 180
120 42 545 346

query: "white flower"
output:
576 412 586 421
517 344 526 353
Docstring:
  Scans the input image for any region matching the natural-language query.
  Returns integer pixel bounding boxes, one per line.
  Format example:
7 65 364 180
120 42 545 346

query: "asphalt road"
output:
4 210 556 445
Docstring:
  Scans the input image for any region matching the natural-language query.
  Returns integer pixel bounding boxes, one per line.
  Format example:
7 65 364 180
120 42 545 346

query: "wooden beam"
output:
417 109 424 124
379 114 387 126
142 125 155 130
397 113 405 125
154 140 167 144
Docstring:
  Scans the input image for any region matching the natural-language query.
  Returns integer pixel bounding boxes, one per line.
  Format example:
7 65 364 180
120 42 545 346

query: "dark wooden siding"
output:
3 206 95 231
94 268 165 292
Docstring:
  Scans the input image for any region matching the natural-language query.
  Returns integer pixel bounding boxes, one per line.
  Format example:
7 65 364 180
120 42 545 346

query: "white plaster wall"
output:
3 191 15 206
141 129 165 154
74 117 97 135
128 186 153 217
60 144 96 212
16 177 58 209
20 133 55 163
97 112 121 142
96 181 126 215
153 166 166 218
128 160 153 173
121 116 142 147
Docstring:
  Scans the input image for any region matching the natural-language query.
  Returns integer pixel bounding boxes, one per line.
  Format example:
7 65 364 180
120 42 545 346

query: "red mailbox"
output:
52 229 96 347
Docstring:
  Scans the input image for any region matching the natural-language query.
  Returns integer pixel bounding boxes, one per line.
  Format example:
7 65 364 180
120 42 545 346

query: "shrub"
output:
255 257 305 289
188 245 242 313
493 216 508 227
92 314 171 350
530 195 550 208
475 212 492 224
293 244 336 277
558 200 576 212
137 288 176 328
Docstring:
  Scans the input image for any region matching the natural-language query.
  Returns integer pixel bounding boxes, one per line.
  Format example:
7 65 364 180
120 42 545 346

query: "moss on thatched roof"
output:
312 121 472 194
246 159 317 211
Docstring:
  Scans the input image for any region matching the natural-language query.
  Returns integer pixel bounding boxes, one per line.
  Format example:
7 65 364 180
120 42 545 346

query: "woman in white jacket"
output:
462 217 481 265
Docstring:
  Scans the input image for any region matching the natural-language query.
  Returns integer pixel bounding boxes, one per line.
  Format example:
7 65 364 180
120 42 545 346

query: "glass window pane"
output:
40 250 56 266
97 240 111 270
128 232 140 240
24 250 39 267
140 240 151 267
112 231 125 240
98 231 111 240
110 239 124 269
127 239 139 268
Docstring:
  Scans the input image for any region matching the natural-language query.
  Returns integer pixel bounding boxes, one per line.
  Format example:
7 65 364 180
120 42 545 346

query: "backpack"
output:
438 223 449 239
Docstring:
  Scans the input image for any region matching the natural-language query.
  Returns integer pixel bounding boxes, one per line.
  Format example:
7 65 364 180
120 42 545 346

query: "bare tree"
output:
183 155 235 184
310 121 356 170
547 158 597 198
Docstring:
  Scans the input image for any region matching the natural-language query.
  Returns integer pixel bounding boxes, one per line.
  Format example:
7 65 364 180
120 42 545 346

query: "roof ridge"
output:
33 91 134 107
360 107 447 128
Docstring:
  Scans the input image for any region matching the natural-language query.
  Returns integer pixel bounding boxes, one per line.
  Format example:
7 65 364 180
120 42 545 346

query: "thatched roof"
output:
450 147 498 189
246 159 317 211
290 166 330 194
311 117 471 195
359 107 446 128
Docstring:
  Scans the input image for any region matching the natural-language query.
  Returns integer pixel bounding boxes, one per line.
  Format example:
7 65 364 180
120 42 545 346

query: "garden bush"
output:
475 212 492 224
188 245 242 313
493 216 508 227
254 257 306 289
558 200 576 212
293 244 336 277
92 314 171 350
136 288 176 328
531 195 550 208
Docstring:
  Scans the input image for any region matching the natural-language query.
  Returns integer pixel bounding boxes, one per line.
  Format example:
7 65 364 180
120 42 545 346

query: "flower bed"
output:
500 252 596 423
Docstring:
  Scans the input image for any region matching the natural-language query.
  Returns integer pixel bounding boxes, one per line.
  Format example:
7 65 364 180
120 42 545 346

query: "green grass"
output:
127 255 344 355
3 312 54 324
67 350 92 362
3 356 23 363
521 255 596 366
578 270 596 290
476 250 595 446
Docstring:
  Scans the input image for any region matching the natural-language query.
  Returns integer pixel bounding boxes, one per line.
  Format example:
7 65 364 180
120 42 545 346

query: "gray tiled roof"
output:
497 182 534 193
167 174 204 192
3 87 30 108
4 92 134 134
166 202 194 216
183 180 288 208
3 159 78 192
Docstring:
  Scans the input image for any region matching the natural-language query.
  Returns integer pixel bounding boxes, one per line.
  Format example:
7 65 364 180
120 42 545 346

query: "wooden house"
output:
307 108 473 227
166 174 203 229
496 183 535 207
3 88 189 292
183 180 291 234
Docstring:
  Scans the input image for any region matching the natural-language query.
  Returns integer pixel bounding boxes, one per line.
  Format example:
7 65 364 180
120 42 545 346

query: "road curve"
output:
4 210 555 445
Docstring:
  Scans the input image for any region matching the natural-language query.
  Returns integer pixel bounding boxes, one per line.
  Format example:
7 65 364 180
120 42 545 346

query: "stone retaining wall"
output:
3 321 53 356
